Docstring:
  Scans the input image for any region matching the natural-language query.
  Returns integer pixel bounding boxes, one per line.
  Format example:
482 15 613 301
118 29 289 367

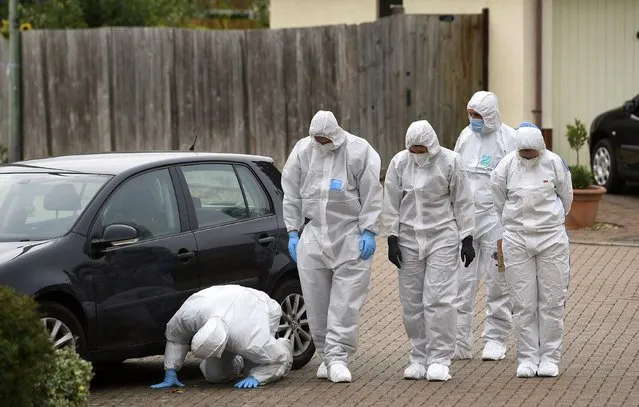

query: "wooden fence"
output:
0 14 486 169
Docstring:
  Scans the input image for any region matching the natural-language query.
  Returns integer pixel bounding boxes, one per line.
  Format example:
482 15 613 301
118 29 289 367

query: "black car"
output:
0 152 313 369
589 93 639 193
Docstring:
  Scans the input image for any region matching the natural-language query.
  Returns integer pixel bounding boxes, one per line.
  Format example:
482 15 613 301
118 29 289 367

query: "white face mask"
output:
314 141 334 154
519 155 540 169
410 153 429 167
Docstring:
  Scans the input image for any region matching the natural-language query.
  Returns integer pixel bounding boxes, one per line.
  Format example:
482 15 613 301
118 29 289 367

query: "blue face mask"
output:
470 118 484 133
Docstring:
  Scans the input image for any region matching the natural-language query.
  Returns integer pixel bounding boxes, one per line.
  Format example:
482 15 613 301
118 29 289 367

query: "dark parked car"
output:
589 93 639 193
0 152 313 369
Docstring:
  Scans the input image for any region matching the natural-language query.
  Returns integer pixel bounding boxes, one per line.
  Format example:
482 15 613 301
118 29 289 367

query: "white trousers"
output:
398 244 459 366
297 229 372 368
455 212 512 355
502 228 570 366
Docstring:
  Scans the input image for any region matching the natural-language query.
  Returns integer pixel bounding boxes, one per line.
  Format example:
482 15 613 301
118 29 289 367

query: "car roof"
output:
0 152 274 175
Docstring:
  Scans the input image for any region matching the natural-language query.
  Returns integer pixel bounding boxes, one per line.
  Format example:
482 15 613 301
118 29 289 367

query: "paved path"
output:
90 239 639 406
568 186 639 244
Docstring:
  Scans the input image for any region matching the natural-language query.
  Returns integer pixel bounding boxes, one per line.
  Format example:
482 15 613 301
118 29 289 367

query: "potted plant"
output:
563 119 606 229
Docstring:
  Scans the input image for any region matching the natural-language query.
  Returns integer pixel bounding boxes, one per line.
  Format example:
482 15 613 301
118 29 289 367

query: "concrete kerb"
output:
569 239 639 248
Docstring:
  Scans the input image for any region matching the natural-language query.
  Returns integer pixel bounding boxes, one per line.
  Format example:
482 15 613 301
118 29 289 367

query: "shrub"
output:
565 119 589 166
0 285 54 407
41 348 94 407
569 164 593 189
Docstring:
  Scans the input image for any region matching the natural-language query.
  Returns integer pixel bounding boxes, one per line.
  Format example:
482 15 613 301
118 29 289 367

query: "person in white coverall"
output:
491 122 573 378
382 120 476 382
281 110 383 383
150 285 293 389
453 91 517 361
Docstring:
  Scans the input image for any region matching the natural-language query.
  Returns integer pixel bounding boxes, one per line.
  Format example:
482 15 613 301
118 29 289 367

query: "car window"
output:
0 173 111 242
100 169 180 240
181 164 249 228
235 165 273 217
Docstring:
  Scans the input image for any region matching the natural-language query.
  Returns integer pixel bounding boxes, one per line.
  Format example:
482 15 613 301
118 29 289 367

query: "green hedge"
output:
0 286 54 406
0 286 94 407
41 348 94 407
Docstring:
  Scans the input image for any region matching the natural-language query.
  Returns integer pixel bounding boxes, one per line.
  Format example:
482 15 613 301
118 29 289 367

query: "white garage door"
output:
552 0 639 164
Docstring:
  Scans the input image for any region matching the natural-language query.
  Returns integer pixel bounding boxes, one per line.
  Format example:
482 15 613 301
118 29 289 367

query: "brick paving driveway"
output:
569 185 639 244
89 239 639 406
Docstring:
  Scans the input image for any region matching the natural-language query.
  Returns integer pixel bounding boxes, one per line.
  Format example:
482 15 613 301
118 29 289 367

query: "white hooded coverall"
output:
382 120 475 368
491 126 572 372
162 284 293 385
281 110 383 369
453 91 517 357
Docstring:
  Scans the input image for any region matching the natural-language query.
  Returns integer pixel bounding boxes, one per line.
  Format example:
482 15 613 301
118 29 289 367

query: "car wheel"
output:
272 279 315 370
592 139 624 193
39 301 87 357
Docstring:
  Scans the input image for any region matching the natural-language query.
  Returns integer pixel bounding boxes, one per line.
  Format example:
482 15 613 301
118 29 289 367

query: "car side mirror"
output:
623 100 636 114
92 224 140 249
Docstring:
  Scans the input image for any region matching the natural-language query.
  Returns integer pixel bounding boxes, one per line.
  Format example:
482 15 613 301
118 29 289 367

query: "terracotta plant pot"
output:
565 185 607 230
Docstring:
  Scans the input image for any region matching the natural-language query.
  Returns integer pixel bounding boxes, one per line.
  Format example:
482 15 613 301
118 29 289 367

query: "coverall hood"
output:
404 120 442 156
467 91 503 133
309 110 346 149
191 317 230 360
516 126 546 152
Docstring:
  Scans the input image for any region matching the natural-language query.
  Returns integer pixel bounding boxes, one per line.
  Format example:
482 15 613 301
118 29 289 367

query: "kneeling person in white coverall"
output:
150 285 293 389
453 91 517 361
382 120 476 381
491 122 573 378
282 110 383 383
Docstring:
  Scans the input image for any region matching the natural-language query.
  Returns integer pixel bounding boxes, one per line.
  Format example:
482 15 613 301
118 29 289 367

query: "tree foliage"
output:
0 0 270 29
565 118 588 166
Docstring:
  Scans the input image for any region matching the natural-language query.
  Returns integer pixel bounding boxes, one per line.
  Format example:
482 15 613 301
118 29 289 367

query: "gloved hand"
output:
359 230 376 260
460 236 475 267
387 235 402 269
150 368 184 389
234 376 260 389
288 231 299 263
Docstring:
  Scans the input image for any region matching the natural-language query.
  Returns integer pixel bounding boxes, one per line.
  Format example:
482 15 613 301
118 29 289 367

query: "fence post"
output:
8 0 22 162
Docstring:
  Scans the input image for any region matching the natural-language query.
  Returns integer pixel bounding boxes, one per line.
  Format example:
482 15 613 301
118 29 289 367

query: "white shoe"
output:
328 363 352 383
453 347 473 360
537 362 559 377
316 362 328 379
403 363 427 380
482 341 506 361
516 362 537 378
426 363 451 382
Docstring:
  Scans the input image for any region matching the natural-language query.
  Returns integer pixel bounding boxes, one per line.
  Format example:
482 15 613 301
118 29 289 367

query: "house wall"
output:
270 0 378 28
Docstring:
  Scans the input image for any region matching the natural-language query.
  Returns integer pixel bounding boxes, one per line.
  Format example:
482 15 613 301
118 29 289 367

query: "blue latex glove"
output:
359 230 376 260
150 369 184 389
288 231 299 263
234 376 260 389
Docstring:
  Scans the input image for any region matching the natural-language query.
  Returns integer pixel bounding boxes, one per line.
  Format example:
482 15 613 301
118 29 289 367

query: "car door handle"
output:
258 236 275 245
176 250 195 263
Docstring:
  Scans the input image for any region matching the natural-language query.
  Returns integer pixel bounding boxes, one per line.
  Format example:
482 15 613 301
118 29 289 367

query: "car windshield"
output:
0 172 111 242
